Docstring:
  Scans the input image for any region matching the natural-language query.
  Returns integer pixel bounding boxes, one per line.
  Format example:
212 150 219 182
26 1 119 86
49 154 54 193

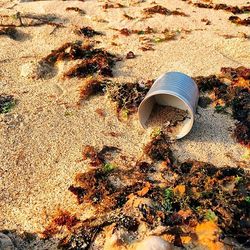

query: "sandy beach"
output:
0 0 249 249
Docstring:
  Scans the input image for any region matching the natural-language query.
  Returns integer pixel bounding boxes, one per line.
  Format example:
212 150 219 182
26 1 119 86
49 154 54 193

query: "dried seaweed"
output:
95 108 105 117
40 41 119 79
143 5 172 15
102 3 125 9
229 16 250 26
193 67 250 147
42 210 80 238
231 90 250 147
78 78 109 101
193 3 213 9
74 26 103 37
139 44 155 51
68 166 145 208
192 2 250 14
233 122 250 147
144 132 173 161
63 56 113 78
0 94 15 114
201 18 211 25
123 13 134 20
65 7 85 15
43 138 250 249
126 51 135 59
193 75 225 92
171 10 189 17
107 80 153 115
198 96 212 108
118 26 156 36
214 4 250 14
82 145 120 167
143 5 188 17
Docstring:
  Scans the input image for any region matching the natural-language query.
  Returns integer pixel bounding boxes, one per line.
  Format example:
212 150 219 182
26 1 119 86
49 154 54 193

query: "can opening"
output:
138 93 194 139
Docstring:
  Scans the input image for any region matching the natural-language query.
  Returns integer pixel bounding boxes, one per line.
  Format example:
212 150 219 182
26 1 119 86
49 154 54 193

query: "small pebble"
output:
0 233 15 250
20 61 37 79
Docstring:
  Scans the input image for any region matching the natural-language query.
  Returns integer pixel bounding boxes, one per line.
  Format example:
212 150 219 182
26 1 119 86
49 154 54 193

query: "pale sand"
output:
146 105 189 138
0 0 249 243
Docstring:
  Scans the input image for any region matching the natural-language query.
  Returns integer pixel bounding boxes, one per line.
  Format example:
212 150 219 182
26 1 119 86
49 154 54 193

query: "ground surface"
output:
0 0 249 249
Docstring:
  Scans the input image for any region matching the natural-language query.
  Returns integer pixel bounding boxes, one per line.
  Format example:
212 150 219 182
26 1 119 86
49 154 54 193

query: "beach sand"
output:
0 0 249 248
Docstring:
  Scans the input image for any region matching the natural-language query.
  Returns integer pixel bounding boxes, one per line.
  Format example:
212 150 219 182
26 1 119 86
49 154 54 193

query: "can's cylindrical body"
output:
138 72 199 139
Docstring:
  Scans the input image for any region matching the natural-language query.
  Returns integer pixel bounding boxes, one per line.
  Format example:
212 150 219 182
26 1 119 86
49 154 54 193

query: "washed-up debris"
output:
219 32 249 39
144 132 173 161
74 26 103 37
123 13 134 20
214 4 250 14
82 145 120 167
107 80 153 116
193 66 250 147
0 94 15 114
64 57 113 78
201 18 211 25
0 27 18 39
231 90 250 147
143 5 172 15
78 78 110 101
0 12 64 27
115 27 180 53
126 51 136 59
229 16 250 26
194 74 224 92
193 2 213 9
198 96 212 108
139 43 155 51
117 26 156 36
95 108 105 117
42 135 250 249
78 78 154 114
102 2 125 10
42 210 80 237
65 7 85 15
191 2 250 14
143 5 189 17
40 41 119 79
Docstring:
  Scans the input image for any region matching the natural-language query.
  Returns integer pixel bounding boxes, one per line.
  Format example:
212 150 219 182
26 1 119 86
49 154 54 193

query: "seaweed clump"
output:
43 136 250 249
231 90 250 147
143 5 188 16
40 41 119 79
82 145 120 167
126 51 135 59
77 78 154 116
102 3 125 9
74 26 103 37
193 66 250 147
0 94 15 114
65 7 85 15
78 78 110 101
42 210 80 238
229 16 250 26
107 80 153 116
144 132 173 162
192 2 250 14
